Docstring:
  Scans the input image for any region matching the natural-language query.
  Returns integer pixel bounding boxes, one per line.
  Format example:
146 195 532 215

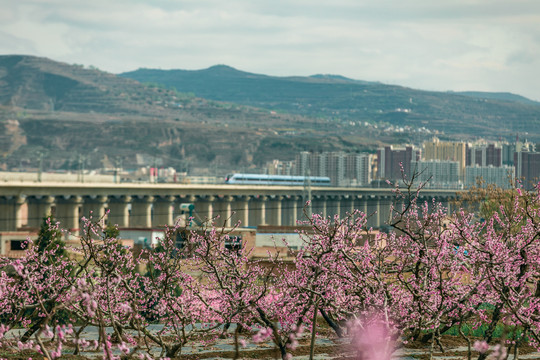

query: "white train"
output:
224 173 331 186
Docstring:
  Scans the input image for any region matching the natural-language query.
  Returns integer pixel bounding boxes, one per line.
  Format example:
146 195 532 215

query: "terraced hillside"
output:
2 55 540 175
0 56 397 173
121 65 540 140
0 55 185 114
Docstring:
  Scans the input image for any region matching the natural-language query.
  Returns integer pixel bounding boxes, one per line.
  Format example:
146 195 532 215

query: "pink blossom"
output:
12 261 24 277
474 340 489 353
0 324 9 339
350 318 394 360
253 328 273 343
118 342 130 354
488 344 507 360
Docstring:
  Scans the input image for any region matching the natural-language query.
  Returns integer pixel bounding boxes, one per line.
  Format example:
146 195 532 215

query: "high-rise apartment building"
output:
516 140 536 153
410 160 460 188
325 152 345 186
377 145 420 181
266 159 295 176
423 138 466 177
295 151 372 186
467 143 502 167
345 153 372 186
465 165 515 189
296 152 326 177
515 151 540 188
502 143 515 166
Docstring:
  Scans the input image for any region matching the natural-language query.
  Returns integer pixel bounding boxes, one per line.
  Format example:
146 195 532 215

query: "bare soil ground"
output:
2 329 539 359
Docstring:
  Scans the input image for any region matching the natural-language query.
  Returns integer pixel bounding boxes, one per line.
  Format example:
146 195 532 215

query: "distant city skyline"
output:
1 0 539 101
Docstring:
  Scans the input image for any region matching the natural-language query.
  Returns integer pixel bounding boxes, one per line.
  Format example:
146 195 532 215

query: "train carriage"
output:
224 173 331 186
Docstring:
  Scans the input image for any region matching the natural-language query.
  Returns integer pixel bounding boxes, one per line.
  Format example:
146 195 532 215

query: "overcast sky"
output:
1 0 540 100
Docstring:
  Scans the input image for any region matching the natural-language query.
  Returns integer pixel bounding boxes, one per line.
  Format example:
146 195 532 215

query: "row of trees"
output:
0 178 540 359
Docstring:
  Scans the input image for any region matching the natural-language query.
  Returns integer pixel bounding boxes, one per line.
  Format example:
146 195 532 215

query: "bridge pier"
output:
153 196 175 227
321 196 328 218
281 195 299 226
213 196 233 227
359 195 368 218
27 196 54 228
379 196 392 229
224 195 234 227
55 195 83 233
131 196 154 228
312 195 327 218
195 196 214 224
291 196 300 226
0 183 459 233
107 196 131 228
327 196 340 219
268 196 282 226
344 195 356 216
0 196 25 231
233 196 249 228
81 195 108 221
366 195 380 229
251 196 267 226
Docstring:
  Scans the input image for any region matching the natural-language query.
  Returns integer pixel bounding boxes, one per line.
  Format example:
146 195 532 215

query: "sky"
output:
1 0 540 101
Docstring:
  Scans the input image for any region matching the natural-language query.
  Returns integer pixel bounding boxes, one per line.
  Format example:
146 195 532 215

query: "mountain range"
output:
120 65 540 138
1 55 540 174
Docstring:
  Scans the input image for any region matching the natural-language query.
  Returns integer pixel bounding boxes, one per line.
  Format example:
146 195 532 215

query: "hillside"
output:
0 55 403 174
2 55 540 176
0 55 193 115
121 65 540 140
455 91 540 105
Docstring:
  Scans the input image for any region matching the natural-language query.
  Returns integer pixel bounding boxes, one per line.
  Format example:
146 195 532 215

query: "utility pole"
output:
37 152 43 182
78 155 86 183
152 157 157 183
303 167 312 217
114 159 117 184
81 155 86 183
114 158 122 184
77 155 81 182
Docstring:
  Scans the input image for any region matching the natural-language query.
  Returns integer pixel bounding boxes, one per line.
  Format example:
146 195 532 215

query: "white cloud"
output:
0 0 539 100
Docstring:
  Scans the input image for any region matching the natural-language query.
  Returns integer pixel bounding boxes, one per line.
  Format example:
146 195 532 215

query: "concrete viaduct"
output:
0 182 460 232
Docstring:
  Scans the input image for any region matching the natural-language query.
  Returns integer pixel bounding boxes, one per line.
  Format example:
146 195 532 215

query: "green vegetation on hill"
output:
0 56 394 173
1 55 540 175
120 65 540 140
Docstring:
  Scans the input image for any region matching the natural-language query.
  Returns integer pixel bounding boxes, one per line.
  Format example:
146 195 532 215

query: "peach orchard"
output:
1 179 539 360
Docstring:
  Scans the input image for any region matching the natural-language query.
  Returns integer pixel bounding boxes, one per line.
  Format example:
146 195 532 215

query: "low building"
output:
0 231 38 258
118 228 166 248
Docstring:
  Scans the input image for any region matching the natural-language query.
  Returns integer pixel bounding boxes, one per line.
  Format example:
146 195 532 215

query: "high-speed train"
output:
225 173 331 186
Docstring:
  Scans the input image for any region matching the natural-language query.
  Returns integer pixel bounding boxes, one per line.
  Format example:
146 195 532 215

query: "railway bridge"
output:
0 182 460 232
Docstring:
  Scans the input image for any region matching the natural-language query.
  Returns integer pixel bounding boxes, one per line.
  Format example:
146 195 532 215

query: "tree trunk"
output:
319 308 343 338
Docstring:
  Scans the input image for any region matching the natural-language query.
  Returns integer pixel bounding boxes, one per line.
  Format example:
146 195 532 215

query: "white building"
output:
465 165 515 189
295 151 372 187
411 160 461 188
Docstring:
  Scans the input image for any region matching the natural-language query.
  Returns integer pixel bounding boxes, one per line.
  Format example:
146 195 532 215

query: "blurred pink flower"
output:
349 317 394 360
474 340 489 354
